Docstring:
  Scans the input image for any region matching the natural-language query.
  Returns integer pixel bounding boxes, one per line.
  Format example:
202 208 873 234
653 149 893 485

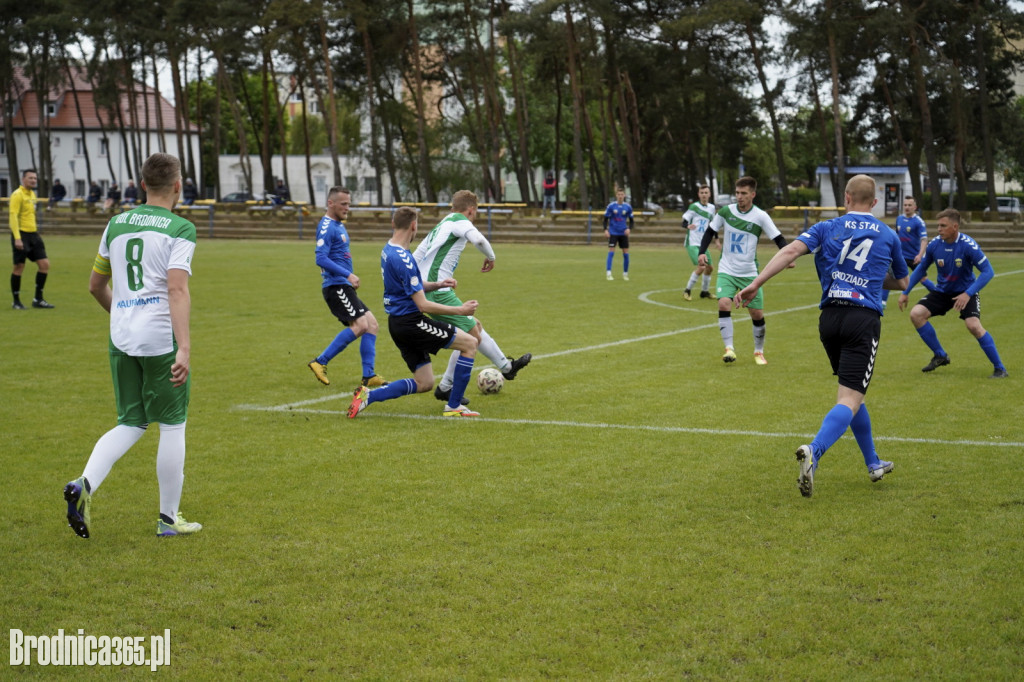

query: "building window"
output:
308 100 319 115
53 136 60 147
0 137 5 155
45 102 57 117
99 138 109 157
363 176 377 193
0 178 8 197
289 92 302 102
75 180 86 197
74 138 84 155
344 176 357 191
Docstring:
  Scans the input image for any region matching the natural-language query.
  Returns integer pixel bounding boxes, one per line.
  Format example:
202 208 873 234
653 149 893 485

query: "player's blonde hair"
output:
936 207 961 225
141 153 181 193
845 174 876 204
451 190 478 213
392 205 418 231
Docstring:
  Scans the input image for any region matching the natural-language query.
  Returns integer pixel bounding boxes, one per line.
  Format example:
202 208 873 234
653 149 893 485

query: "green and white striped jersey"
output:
412 212 495 293
94 205 196 356
708 204 781 278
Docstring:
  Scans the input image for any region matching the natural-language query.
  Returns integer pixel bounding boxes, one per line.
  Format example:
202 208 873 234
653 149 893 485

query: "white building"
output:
0 66 201 199
816 165 911 217
218 153 392 207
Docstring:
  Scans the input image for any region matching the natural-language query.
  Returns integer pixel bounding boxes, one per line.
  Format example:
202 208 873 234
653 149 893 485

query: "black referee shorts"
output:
11 232 47 264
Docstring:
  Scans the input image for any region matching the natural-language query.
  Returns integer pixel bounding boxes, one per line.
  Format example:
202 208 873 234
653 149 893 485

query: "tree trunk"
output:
808 65 837 202
907 20 940 210
62 54 93 189
407 0 435 201
503 19 533 204
168 46 186 165
973 0 996 211
564 8 589 210
360 27 384 205
826 10 845 200
317 16 341 185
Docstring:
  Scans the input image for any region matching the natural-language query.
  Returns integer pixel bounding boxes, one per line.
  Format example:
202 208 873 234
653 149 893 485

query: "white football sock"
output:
156 422 187 522
686 272 699 290
719 315 734 348
439 351 459 391
478 327 511 372
702 274 711 291
753 321 766 352
82 424 147 492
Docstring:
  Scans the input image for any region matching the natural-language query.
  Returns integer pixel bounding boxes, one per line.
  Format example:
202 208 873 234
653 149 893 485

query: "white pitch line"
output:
233 404 1024 449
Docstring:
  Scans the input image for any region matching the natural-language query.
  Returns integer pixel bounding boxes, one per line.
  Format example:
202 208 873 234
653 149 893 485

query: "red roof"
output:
2 65 196 132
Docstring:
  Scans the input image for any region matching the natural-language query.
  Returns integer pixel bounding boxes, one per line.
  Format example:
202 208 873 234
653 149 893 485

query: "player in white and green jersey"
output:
698 176 789 365
681 184 717 300
413 190 531 403
63 153 202 540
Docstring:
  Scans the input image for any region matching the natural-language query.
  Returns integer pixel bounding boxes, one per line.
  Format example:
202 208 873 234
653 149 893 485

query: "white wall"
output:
218 153 392 207
1 129 202 198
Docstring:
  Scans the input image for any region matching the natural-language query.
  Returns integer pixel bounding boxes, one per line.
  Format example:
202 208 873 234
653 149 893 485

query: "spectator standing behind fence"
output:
542 172 557 214
48 179 66 211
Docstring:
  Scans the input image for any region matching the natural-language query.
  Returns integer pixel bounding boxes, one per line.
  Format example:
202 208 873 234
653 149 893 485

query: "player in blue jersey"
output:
897 208 1007 378
348 206 482 418
307 187 387 388
735 175 909 497
881 196 932 307
603 188 633 280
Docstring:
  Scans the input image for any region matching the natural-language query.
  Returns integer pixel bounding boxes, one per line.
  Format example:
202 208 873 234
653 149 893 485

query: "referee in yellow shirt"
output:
9 168 54 309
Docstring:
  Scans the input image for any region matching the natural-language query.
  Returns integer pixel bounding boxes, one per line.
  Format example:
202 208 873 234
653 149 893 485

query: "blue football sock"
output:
977 332 1005 371
623 253 630 274
318 328 357 364
881 288 890 302
849 405 881 468
366 378 416 405
810 404 854 463
360 333 377 377
606 252 614 272
915 322 946 357
447 354 475 410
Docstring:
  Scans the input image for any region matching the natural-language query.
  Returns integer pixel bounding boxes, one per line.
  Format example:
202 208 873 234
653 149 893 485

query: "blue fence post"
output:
586 210 592 244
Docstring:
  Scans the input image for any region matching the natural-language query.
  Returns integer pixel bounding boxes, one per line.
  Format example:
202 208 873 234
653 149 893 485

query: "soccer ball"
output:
476 367 504 394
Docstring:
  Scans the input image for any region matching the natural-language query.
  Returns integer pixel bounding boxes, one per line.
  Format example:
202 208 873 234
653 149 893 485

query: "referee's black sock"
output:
11 274 21 304
35 271 47 300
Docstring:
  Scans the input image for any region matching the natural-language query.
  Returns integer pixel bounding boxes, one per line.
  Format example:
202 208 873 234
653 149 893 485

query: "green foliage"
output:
788 186 821 206
4 236 1024 678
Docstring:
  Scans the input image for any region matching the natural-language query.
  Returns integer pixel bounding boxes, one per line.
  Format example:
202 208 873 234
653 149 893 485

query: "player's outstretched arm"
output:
414 290 478 316
423 278 458 292
735 240 808 307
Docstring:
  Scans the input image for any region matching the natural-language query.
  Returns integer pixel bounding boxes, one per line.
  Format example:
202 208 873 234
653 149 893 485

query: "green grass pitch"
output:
3 235 1023 678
